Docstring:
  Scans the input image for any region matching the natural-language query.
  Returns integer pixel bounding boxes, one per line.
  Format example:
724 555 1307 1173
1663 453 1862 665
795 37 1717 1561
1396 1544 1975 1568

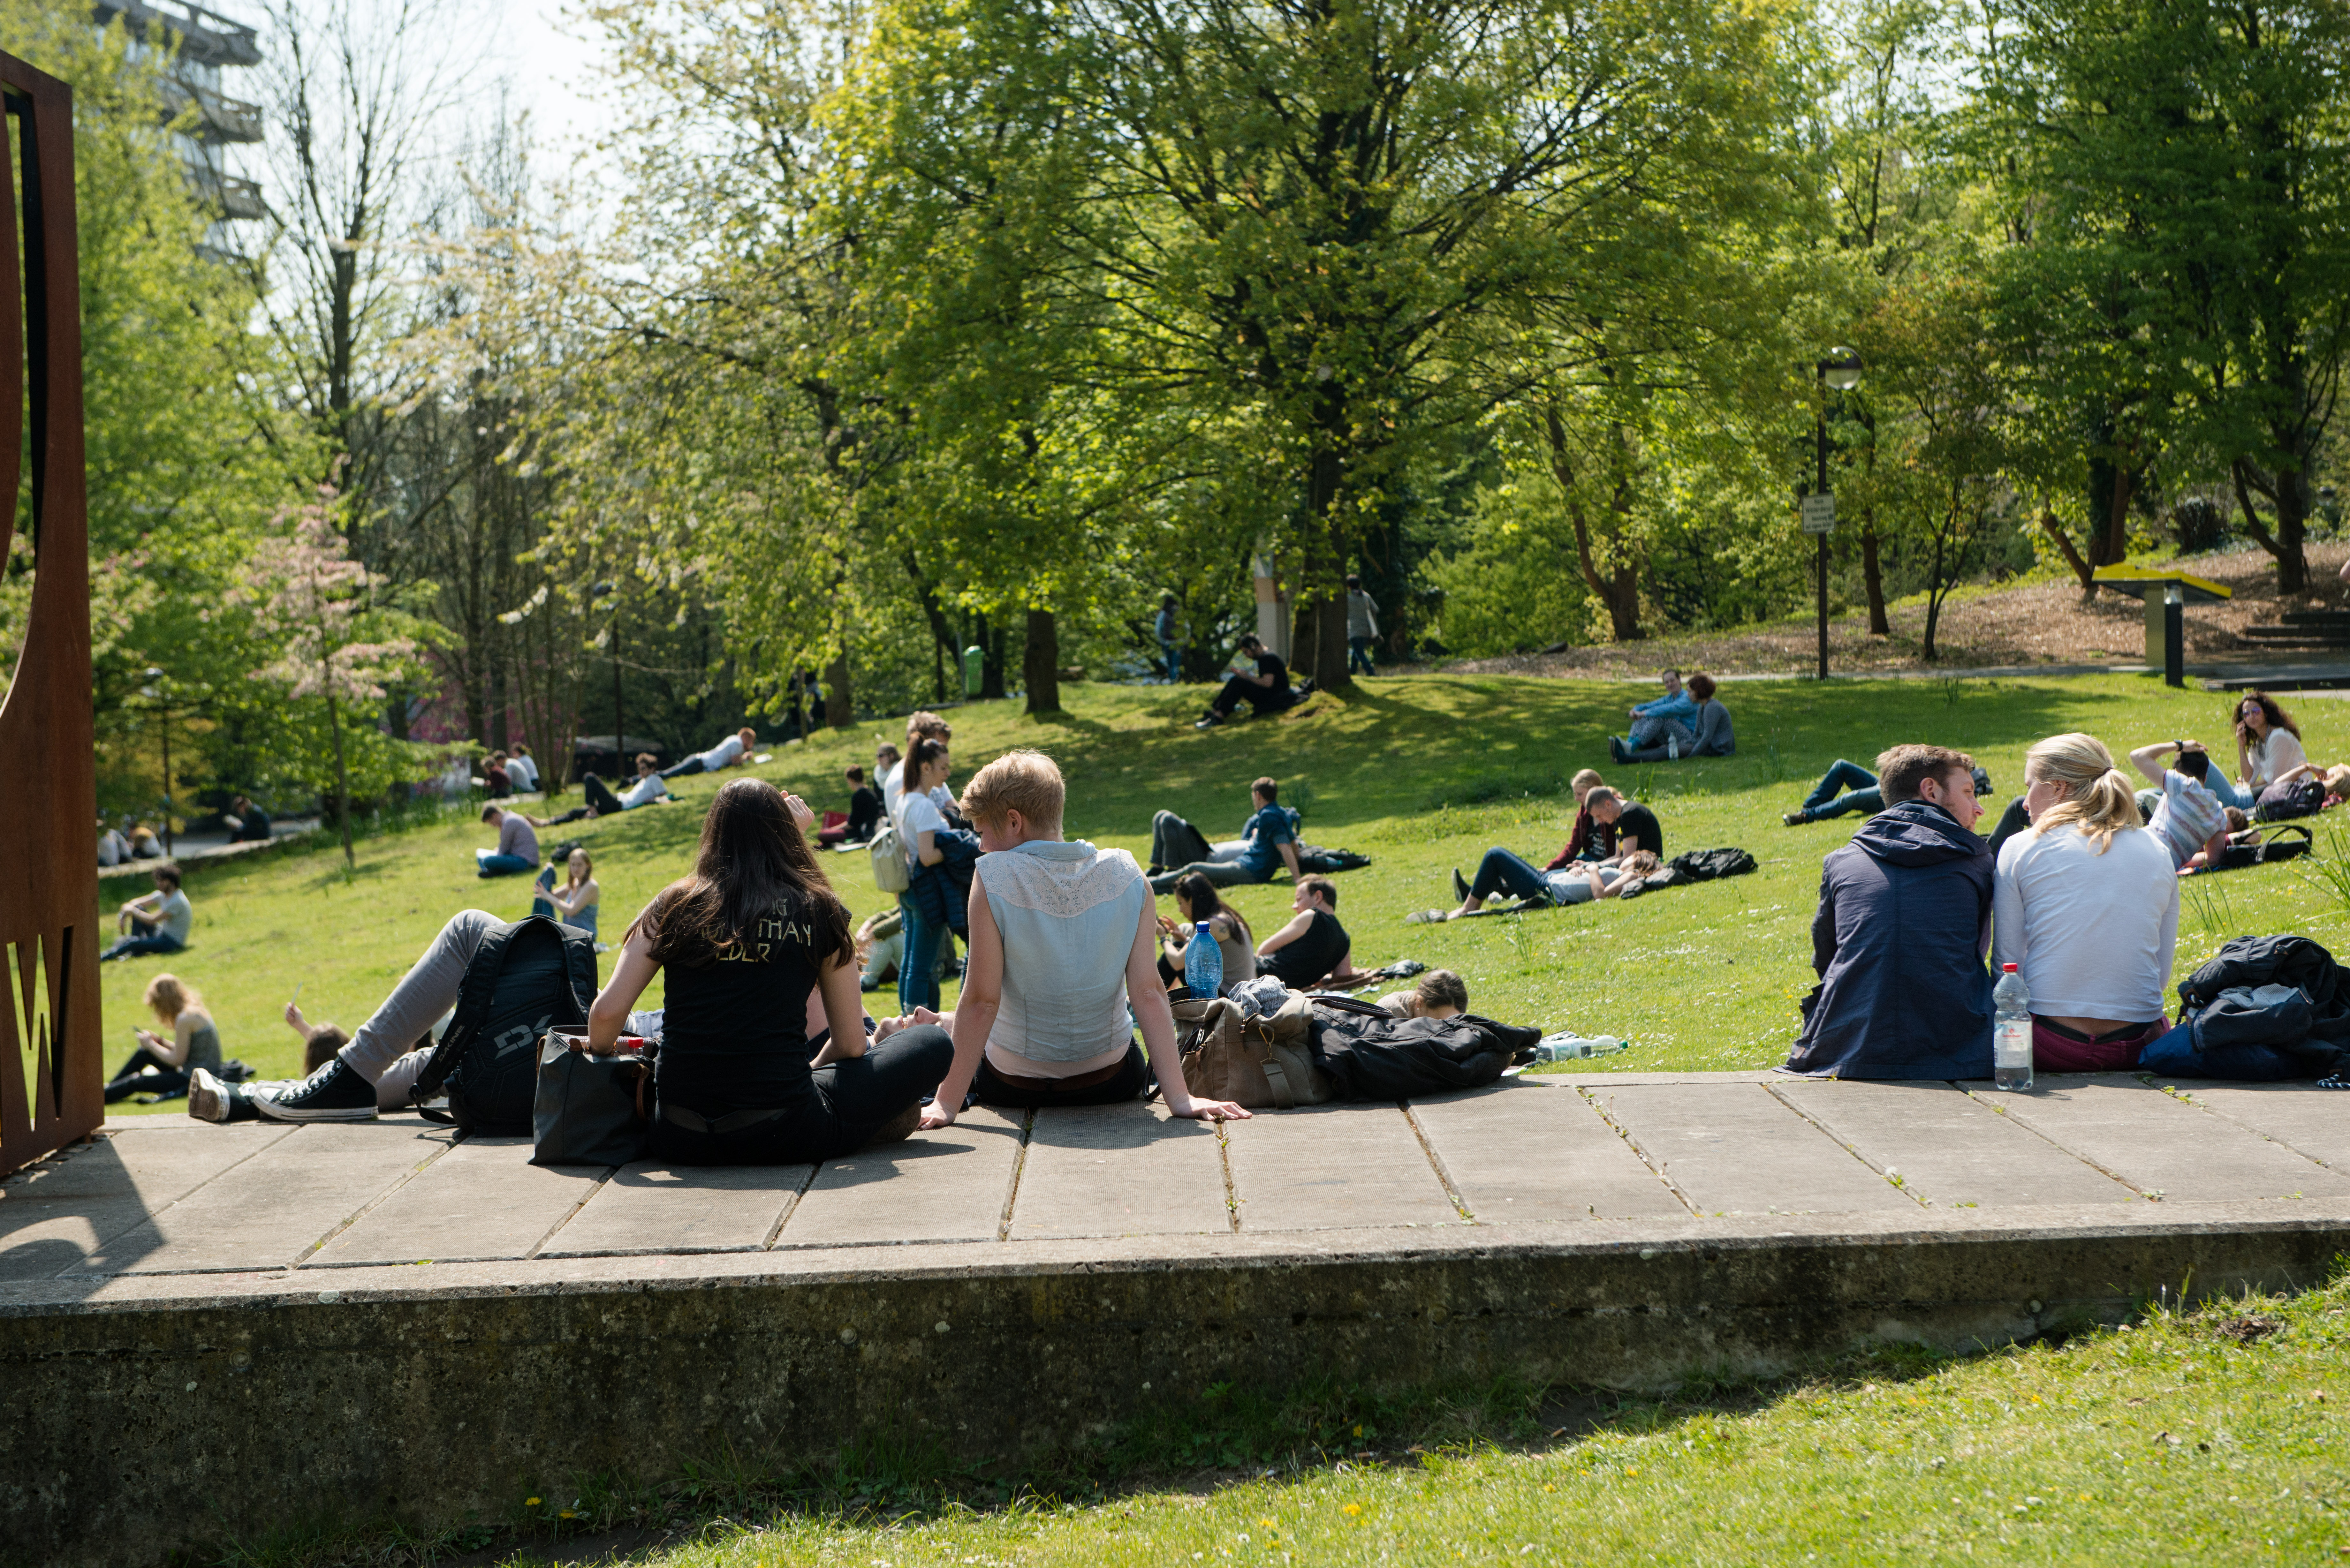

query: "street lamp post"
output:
140 667 172 857
1813 349 1863 680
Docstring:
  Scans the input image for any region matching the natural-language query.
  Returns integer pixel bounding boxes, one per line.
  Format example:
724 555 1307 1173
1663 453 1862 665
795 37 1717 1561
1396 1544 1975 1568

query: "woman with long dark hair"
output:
1155 871 1256 988
585 778 952 1165
2218 689 2307 810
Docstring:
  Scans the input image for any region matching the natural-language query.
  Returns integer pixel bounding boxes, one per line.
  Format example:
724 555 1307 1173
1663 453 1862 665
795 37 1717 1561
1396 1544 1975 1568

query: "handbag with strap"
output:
531 1038 654 1167
1168 992 1334 1110
869 818 911 893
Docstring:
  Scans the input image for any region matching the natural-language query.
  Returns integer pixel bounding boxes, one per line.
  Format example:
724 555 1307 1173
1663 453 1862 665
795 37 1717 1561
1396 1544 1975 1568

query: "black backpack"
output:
2220 823 2313 870
1668 847 1758 882
410 915 598 1135
1307 999 1539 1101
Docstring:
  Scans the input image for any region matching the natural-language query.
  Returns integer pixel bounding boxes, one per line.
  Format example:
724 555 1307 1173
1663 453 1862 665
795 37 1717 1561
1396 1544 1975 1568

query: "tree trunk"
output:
2039 506 2098 599
326 690 355 871
1543 404 1641 641
2233 461 2311 593
1022 609 1061 714
824 654 854 728
978 614 1007 700
1861 510 1889 635
2104 456 2133 568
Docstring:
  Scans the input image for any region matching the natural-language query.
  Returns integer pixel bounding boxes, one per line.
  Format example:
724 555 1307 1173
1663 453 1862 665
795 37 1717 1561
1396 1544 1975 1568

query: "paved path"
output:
10 1070 2349 1302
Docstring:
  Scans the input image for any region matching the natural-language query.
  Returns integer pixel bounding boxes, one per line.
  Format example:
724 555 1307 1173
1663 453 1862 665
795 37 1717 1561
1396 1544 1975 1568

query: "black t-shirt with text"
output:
655 903 826 1116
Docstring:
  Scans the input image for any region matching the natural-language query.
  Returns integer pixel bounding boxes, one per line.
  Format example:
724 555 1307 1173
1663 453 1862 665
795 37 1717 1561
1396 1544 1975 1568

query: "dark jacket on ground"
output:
908 829 982 934
1784 798 1994 1079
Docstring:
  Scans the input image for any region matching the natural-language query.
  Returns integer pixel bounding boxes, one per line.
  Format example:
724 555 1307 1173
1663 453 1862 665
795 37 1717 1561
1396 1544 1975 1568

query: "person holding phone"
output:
105 974 221 1103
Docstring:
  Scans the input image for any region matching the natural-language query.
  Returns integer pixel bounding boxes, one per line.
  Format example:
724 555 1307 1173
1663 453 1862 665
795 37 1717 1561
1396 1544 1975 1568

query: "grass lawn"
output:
89 669 2350 1112
250 1268 2350 1566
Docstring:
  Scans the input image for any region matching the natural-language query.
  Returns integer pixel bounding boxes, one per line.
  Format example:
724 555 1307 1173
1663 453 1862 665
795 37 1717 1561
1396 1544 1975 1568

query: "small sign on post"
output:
1800 493 1836 534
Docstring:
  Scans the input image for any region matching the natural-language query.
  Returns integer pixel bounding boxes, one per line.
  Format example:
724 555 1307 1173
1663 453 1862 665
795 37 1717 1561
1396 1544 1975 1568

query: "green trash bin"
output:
962 644 985 697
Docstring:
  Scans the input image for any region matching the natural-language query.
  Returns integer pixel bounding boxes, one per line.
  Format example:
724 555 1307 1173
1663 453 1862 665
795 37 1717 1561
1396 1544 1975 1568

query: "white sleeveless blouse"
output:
978 839 1147 1064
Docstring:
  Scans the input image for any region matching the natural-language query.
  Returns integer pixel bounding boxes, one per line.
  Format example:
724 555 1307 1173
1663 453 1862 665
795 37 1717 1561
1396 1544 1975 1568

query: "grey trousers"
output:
340 909 501 1084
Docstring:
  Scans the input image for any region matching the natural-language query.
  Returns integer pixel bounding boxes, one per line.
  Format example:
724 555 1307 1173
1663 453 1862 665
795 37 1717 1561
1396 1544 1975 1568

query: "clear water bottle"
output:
1184 920 1224 999
1994 962 2033 1091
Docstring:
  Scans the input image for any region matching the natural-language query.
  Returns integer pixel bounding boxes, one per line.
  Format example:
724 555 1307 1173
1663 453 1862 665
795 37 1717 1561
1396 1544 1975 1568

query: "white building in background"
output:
93 0 266 254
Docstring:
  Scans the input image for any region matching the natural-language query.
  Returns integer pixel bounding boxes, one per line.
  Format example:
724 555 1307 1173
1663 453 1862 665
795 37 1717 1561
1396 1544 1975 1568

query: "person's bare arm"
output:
1593 866 1631 899
1256 911 1312 957
922 869 1003 1129
915 827 943 868
2128 741 2175 787
586 926 660 1052
549 879 598 918
1278 840 1302 880
1129 903 1248 1121
139 1013 201 1068
808 954 868 1067
283 1002 310 1039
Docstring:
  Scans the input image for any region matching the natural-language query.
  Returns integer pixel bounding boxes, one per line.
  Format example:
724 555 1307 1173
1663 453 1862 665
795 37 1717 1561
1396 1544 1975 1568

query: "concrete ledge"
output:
8 1204 2349 1566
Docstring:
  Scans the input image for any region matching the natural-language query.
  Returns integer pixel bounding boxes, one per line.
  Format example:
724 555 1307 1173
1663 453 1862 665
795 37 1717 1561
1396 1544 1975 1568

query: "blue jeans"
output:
476 851 534 877
1348 636 1376 676
1161 639 1181 683
1800 760 1882 821
897 891 944 1014
2207 776 2257 810
1470 847 1551 905
100 931 185 963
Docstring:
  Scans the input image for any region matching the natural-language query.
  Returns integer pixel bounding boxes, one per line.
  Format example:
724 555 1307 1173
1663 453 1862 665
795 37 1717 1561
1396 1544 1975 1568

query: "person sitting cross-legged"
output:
1155 871 1258 990
1256 875 1371 988
474 803 540 878
906 749 1251 1123
1781 744 1994 1079
102 865 193 961
1148 776 1301 893
1194 634 1301 729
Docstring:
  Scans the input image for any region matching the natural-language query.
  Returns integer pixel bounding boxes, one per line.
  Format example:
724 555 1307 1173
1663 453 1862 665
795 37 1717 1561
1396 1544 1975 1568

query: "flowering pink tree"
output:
236 493 420 869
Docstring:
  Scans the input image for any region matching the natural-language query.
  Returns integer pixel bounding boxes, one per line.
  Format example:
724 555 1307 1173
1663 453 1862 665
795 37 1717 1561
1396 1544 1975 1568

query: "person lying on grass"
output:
887 749 1249 1125
1411 851 1660 922
1377 968 1468 1020
1147 775 1302 892
1256 875 1373 987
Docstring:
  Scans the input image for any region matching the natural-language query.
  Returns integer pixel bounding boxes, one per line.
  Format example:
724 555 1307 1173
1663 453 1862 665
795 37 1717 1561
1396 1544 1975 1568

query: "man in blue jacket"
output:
1783 744 1995 1079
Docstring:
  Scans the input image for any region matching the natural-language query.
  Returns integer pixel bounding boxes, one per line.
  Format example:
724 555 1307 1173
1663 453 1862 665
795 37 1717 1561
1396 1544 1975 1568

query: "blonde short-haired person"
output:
905 750 1250 1127
1994 733 2180 1072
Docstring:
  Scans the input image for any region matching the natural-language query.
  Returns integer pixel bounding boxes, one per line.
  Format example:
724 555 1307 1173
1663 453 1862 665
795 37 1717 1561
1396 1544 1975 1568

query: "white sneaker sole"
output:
186 1068 228 1124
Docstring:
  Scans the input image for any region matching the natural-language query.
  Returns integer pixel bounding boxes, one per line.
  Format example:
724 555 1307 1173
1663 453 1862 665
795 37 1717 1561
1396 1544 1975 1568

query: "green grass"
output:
222 1267 2350 1566
88 669 2350 1111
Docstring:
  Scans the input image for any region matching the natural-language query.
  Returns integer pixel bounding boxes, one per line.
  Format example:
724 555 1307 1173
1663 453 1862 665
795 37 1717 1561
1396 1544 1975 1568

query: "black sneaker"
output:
1193 712 1224 730
1451 867 1470 904
252 1057 377 1122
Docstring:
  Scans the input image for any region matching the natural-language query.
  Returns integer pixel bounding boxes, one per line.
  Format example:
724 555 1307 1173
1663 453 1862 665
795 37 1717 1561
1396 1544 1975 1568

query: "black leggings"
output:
648 1024 955 1166
970 1042 1149 1109
106 1049 192 1103
1211 674 1295 718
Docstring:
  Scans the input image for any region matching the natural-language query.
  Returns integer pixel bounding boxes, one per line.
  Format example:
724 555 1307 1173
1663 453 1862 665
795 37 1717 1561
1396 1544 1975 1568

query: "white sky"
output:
472 0 612 178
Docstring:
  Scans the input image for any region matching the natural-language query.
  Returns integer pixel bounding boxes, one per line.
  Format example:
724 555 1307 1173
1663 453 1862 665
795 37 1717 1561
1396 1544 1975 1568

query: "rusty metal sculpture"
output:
0 54 97 1176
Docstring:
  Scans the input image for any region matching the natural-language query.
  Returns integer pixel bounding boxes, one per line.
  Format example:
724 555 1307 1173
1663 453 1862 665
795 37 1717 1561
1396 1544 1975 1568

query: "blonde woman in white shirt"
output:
1993 732 2179 1073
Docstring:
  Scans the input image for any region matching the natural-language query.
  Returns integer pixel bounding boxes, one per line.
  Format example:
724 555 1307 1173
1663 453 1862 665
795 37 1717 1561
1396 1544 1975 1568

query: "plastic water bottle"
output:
1184 921 1224 999
1534 1033 1630 1062
1994 963 2033 1091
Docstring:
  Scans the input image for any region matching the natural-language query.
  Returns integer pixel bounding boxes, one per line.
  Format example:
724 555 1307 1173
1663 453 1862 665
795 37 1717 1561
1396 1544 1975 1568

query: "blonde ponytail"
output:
2024 732 2141 853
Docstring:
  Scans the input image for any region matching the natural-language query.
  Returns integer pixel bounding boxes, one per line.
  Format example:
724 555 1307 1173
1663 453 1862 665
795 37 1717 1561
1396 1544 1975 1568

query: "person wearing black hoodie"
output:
1783 744 1994 1079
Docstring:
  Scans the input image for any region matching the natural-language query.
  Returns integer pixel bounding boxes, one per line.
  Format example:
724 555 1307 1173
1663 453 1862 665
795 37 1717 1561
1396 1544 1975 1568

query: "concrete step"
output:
11 1074 2350 1565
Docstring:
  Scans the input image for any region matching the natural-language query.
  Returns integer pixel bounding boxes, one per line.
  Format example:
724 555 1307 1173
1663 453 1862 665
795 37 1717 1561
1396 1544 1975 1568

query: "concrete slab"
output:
1998 1076 2350 1203
1771 1078 2135 1209
777 1106 1025 1249
1411 1079 1686 1223
1223 1104 1461 1231
304 1137 609 1267
2179 1085 2350 1172
542 1163 808 1256
1008 1102 1229 1240
1584 1080 1913 1216
72 1121 455 1274
0 1123 295 1280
